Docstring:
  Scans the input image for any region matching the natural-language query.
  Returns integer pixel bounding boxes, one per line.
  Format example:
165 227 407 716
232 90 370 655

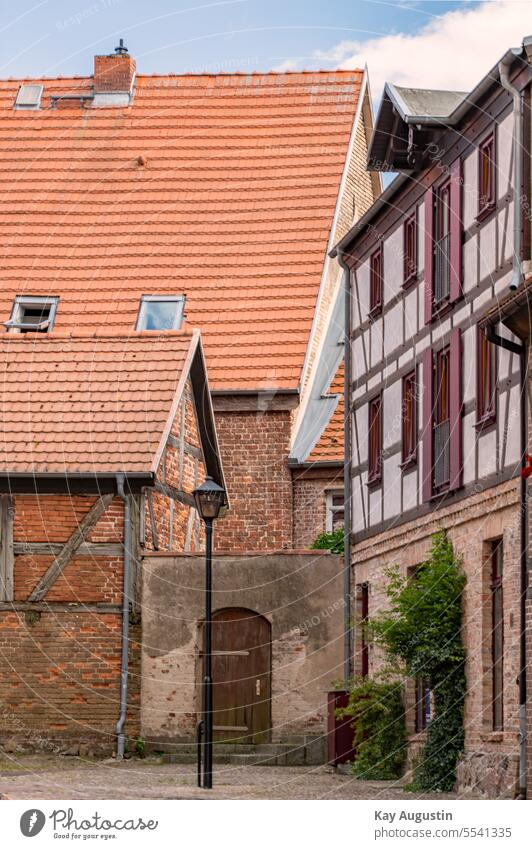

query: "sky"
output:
0 0 531 100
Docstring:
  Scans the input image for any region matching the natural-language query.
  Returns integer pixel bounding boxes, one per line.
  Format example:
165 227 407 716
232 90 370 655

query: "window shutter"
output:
449 327 462 490
449 158 462 303
422 347 433 502
424 188 434 324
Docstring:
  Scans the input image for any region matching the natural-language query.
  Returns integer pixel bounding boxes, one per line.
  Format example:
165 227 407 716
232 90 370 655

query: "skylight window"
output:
15 84 43 110
5 296 59 333
136 296 185 331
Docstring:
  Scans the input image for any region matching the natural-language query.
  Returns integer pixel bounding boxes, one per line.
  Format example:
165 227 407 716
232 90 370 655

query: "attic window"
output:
136 295 185 331
15 84 43 110
5 296 58 333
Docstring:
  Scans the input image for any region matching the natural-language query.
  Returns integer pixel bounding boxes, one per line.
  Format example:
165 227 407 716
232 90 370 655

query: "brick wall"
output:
292 469 343 548
0 493 141 753
215 410 293 551
352 478 521 798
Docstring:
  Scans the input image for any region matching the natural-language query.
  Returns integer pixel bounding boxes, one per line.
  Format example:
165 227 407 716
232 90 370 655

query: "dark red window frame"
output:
424 158 462 324
369 246 383 317
490 538 504 731
360 582 369 678
403 212 417 286
477 325 496 426
368 393 382 485
402 369 418 467
478 132 496 219
432 345 450 492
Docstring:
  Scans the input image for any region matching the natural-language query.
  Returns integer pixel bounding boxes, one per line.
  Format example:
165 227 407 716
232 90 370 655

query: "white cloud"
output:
278 1 531 99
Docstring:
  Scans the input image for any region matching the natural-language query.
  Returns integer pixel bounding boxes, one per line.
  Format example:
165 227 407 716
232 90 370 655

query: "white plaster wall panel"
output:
367 373 381 392
402 466 418 512
352 476 366 533
384 302 403 359
398 346 415 370
404 288 417 340
494 268 514 296
462 236 477 293
383 226 403 305
462 151 477 229
352 334 368 383
501 384 521 470
497 113 513 202
453 300 472 329
462 325 477 404
462 411 477 486
478 425 497 479
478 216 497 279
431 316 451 348
382 379 402 451
383 452 401 520
368 486 382 526
370 318 383 369
472 286 494 315
497 346 514 383
355 261 370 323
416 334 431 357
383 361 398 382
355 404 368 465
498 203 513 267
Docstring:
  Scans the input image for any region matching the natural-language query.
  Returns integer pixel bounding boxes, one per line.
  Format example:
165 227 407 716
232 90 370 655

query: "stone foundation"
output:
456 751 519 799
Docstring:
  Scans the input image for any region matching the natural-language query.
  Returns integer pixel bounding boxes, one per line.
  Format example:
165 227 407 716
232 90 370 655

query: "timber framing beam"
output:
27 493 115 602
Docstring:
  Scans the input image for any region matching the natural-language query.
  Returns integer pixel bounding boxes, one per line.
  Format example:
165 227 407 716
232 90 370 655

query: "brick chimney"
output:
94 40 135 94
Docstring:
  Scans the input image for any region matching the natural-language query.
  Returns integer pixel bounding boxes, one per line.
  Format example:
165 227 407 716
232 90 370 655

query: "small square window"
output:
5 296 58 333
15 84 43 110
136 295 185 331
326 490 344 532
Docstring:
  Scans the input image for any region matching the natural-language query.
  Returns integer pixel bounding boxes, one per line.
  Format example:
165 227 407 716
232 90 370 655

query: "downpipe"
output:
486 325 527 798
115 474 132 760
499 51 524 291
337 249 352 683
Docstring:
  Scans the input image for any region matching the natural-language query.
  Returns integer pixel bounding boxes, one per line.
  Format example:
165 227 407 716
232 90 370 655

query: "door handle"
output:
255 679 261 696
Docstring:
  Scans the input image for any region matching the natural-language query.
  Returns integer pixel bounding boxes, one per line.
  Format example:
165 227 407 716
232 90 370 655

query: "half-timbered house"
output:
333 37 532 796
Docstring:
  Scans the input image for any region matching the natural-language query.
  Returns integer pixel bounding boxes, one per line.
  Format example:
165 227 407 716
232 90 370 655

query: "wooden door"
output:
205 608 271 744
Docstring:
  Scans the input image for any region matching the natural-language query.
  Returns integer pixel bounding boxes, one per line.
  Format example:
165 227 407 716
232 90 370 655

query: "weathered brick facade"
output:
214 410 294 551
352 479 522 797
292 467 343 548
0 494 141 753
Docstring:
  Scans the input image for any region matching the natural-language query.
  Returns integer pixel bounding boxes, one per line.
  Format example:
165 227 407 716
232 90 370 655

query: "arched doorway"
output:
203 608 271 744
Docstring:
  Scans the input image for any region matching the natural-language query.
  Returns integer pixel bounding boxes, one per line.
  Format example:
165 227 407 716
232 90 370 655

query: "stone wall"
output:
141 550 343 747
292 467 343 548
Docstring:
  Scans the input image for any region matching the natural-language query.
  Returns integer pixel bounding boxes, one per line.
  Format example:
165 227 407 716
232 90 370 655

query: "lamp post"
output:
193 475 226 789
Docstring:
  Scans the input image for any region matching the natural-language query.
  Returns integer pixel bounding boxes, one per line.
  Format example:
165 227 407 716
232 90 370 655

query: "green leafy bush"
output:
337 677 407 780
370 531 466 791
311 526 344 553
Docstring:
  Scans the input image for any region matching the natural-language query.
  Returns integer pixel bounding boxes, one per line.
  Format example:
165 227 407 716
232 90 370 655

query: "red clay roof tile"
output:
0 69 362 390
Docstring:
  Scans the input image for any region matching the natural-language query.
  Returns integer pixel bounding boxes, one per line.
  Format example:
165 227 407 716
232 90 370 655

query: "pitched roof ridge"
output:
0 68 362 85
0 329 195 342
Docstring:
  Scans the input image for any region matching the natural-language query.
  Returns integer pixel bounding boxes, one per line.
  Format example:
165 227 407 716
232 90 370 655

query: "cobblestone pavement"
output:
0 755 459 800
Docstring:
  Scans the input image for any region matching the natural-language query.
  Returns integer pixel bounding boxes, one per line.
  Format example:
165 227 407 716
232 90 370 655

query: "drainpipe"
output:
115 473 132 760
486 324 527 799
337 249 352 683
499 50 524 291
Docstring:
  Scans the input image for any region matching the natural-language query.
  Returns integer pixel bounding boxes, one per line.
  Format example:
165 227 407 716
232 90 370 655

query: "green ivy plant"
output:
337 676 407 780
311 526 344 554
369 531 466 791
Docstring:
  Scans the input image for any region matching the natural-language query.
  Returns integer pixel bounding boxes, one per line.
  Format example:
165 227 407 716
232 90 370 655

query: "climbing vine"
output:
369 531 466 791
338 676 407 780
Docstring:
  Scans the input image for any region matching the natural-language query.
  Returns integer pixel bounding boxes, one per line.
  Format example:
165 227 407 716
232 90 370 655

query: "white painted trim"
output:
297 67 369 403
325 489 344 533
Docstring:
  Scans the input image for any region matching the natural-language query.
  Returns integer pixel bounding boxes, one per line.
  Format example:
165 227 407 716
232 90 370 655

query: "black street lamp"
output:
193 475 226 789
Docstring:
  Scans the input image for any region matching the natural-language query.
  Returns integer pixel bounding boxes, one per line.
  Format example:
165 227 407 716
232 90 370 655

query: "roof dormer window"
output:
136 295 185 331
15 84 43 110
5 296 59 333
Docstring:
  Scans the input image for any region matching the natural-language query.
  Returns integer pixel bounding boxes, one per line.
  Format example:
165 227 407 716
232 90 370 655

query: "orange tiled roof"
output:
0 330 197 474
0 69 362 391
307 360 344 463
